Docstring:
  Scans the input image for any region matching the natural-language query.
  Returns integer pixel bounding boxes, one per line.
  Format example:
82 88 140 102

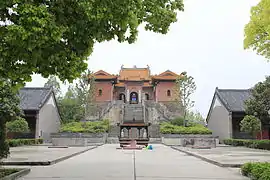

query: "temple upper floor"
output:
92 65 181 103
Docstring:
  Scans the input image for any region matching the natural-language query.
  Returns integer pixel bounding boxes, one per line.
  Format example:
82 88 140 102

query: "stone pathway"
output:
172 145 270 167
18 144 248 180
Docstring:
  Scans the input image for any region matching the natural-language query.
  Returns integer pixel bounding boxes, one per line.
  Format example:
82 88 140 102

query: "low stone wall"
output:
107 137 119 144
161 134 219 148
149 138 162 144
51 133 107 146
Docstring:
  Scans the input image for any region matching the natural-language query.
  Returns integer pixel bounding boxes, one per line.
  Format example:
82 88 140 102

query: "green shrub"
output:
7 138 43 147
0 169 19 178
160 122 212 134
6 117 29 133
171 117 185 126
241 162 270 180
240 115 261 138
60 119 109 133
224 139 270 150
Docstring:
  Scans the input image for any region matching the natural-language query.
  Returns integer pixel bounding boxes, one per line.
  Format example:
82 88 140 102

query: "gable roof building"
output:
18 87 61 142
206 87 253 141
207 88 252 117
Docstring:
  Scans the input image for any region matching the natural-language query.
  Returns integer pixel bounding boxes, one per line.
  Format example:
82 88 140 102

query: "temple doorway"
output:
145 93 149 100
130 92 138 104
119 93 126 103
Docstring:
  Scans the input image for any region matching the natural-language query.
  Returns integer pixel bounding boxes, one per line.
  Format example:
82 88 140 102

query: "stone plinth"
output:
51 133 107 146
161 134 218 148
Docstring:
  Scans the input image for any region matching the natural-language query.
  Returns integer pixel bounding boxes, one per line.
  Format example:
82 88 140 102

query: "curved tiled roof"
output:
94 70 117 80
118 68 150 81
19 87 53 110
216 88 252 112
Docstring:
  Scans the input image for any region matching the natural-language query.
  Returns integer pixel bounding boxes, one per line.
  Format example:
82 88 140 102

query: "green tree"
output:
0 81 21 159
240 115 261 138
58 85 84 123
186 110 205 124
245 76 270 125
6 117 29 133
176 72 196 118
44 76 62 99
244 0 270 59
75 70 100 119
0 0 184 85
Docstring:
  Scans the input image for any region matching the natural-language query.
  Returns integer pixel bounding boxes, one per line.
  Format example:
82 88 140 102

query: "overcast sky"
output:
26 0 270 118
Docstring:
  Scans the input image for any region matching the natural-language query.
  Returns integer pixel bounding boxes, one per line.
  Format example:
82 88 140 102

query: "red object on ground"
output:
122 140 143 150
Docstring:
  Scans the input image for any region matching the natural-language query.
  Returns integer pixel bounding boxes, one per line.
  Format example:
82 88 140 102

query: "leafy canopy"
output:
245 76 270 124
0 0 184 84
58 85 84 123
244 0 270 59
240 115 261 137
6 117 29 133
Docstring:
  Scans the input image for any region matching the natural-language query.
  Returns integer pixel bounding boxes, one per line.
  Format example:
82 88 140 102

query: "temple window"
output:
98 89 102 96
167 90 171 96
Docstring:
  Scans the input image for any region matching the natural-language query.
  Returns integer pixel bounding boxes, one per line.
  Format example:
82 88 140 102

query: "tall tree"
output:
0 0 184 85
244 0 270 59
0 80 21 159
75 70 98 119
245 76 270 125
44 76 62 99
58 85 84 123
176 72 196 118
0 0 184 155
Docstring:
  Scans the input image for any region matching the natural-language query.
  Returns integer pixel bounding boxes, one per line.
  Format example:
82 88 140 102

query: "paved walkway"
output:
18 144 248 180
173 146 270 167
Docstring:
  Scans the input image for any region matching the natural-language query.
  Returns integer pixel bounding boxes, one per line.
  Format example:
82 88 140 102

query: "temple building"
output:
93 65 180 104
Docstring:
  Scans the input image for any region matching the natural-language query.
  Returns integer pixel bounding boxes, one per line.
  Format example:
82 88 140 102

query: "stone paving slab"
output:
172 145 270 168
19 144 248 180
0 145 100 166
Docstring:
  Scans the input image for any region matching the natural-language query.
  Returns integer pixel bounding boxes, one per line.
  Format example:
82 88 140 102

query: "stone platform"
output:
0 145 99 166
171 145 270 167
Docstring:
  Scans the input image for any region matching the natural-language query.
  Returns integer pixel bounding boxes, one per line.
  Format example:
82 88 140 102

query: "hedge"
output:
160 122 212 134
60 120 109 133
0 169 19 178
223 139 270 150
7 138 43 147
241 162 270 180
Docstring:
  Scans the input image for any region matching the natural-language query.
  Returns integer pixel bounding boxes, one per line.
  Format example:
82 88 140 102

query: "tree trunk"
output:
0 118 9 159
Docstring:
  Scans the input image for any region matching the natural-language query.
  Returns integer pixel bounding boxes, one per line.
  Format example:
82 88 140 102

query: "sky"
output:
26 0 270 118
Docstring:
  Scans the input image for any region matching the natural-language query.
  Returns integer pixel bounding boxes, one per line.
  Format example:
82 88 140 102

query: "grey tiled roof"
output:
216 88 252 112
19 87 53 110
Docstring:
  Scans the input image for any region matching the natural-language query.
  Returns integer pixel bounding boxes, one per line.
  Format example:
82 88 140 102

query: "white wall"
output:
37 94 61 142
207 95 232 141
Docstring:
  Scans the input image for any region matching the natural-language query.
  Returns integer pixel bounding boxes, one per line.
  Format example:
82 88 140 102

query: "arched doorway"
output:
130 92 138 104
145 93 149 100
119 93 126 103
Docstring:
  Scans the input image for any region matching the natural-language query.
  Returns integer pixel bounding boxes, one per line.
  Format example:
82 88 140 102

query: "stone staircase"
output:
123 104 144 123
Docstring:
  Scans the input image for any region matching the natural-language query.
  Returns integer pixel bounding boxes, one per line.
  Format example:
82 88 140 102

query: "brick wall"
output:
95 81 113 102
155 82 176 102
